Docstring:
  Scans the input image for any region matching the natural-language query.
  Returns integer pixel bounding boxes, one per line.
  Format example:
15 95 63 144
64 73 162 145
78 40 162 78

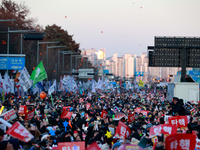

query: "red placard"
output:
196 138 200 150
6 121 34 142
79 98 84 103
128 113 135 123
149 124 177 138
165 134 196 150
101 110 108 118
115 121 131 139
25 109 35 121
0 109 17 121
18 105 27 114
61 110 73 119
134 107 141 113
58 142 85 150
86 103 91 110
168 116 188 127
140 110 150 116
86 142 101 150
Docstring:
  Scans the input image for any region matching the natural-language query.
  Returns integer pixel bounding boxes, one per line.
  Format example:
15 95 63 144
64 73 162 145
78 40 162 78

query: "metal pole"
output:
58 49 60 78
21 34 22 54
46 45 48 72
63 53 64 76
7 27 9 54
71 54 72 71
7 27 9 73
76 57 77 70
55 63 57 80
37 41 39 64
181 47 187 82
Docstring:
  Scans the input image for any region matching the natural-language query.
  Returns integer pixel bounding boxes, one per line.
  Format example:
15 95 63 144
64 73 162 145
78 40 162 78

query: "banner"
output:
0 109 17 121
18 68 32 92
165 134 196 150
128 113 135 123
58 142 85 150
18 105 27 114
6 121 34 142
101 110 108 118
168 116 188 127
115 121 131 139
30 61 47 86
86 142 101 150
134 107 141 113
86 103 91 110
25 109 35 121
140 110 150 116
149 124 177 138
48 79 56 95
61 110 72 119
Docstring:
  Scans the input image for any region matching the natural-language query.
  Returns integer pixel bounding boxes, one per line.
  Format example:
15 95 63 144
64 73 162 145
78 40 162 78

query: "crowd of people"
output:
0 86 199 150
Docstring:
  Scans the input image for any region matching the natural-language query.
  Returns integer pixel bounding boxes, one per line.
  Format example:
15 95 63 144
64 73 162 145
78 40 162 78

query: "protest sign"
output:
0 109 17 121
115 121 131 139
58 142 85 150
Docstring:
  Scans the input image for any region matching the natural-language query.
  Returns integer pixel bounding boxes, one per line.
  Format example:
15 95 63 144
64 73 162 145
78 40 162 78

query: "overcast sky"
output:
13 0 200 58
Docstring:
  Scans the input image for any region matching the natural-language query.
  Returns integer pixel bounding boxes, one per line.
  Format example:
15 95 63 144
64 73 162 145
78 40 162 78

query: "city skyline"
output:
13 0 200 58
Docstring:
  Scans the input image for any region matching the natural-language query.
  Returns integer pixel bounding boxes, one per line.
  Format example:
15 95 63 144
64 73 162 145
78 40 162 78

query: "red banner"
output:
25 109 35 121
6 121 34 142
101 110 108 118
149 124 177 138
168 116 188 127
86 103 91 110
165 134 196 150
79 98 84 103
128 113 135 123
18 105 27 114
134 107 141 113
58 142 85 150
115 121 131 139
140 110 150 116
86 142 101 150
61 110 73 119
0 109 17 121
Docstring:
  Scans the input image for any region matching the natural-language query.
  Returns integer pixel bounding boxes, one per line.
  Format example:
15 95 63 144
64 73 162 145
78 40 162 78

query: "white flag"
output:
18 68 32 92
48 79 56 95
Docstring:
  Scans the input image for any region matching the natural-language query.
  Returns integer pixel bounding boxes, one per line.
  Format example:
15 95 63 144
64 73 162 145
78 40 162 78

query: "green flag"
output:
30 61 47 86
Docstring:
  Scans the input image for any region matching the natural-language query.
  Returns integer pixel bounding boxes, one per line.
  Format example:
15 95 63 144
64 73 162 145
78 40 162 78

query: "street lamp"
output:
47 45 67 73
37 41 60 64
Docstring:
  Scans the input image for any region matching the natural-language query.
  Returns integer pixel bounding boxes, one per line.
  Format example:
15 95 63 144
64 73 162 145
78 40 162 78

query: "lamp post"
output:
47 45 67 76
37 41 60 65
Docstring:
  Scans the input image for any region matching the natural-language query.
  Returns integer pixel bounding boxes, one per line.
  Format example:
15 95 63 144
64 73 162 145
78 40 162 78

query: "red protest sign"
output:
86 103 91 110
101 110 108 118
6 121 34 142
140 110 150 116
149 124 177 138
165 134 196 150
168 116 188 127
79 98 84 103
128 113 135 123
25 109 35 121
86 142 101 150
18 105 27 114
58 142 85 150
134 107 141 113
0 109 17 121
61 110 73 119
115 121 131 139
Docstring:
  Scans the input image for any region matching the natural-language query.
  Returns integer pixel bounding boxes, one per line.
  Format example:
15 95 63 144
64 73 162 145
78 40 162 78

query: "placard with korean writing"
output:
168 116 188 127
165 134 196 150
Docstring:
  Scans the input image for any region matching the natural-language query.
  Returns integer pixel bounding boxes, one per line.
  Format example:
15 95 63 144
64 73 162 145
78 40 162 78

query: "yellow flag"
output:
138 80 144 87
